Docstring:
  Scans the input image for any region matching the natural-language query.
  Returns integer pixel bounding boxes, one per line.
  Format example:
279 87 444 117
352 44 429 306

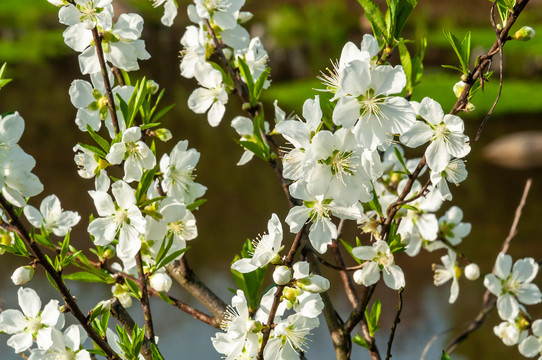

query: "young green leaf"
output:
357 0 387 41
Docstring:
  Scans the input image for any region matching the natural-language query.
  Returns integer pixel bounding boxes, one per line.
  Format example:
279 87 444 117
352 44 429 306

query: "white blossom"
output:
23 194 81 237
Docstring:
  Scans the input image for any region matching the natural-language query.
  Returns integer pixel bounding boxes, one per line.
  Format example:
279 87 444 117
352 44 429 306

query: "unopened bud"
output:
146 80 160 95
273 266 292 285
513 26 535 41
282 286 300 304
113 284 132 308
1 232 12 246
460 74 468 83
453 81 467 98
104 245 115 259
296 274 330 293
465 102 476 112
11 266 34 285
464 263 480 280
238 11 254 24
149 272 172 292
155 128 172 142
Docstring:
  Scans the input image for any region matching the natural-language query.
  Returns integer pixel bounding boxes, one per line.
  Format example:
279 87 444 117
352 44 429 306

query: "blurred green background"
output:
1 0 542 359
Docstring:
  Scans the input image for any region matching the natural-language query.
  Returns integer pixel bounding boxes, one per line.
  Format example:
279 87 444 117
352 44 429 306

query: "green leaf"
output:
186 198 207 211
125 278 141 299
237 139 268 162
393 147 410 175
398 41 413 93
390 0 417 39
151 103 175 123
116 93 130 126
157 248 188 269
365 299 381 337
45 271 60 292
443 30 471 74
230 239 268 311
136 167 157 204
441 350 452 360
63 271 114 284
151 343 165 360
237 58 255 103
367 189 383 218
59 231 70 265
357 0 387 41
253 67 271 103
86 126 111 152
77 143 106 158
157 291 175 305
352 333 369 349
339 238 362 264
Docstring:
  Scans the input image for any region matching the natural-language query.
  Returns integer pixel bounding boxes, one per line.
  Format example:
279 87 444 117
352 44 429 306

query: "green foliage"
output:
442 30 472 75
115 324 146 360
340 237 363 264
441 350 453 360
230 238 268 312
365 299 382 337
357 0 418 49
0 63 12 91
398 36 426 97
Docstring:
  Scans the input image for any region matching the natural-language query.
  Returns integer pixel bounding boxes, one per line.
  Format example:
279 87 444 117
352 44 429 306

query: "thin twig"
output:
451 0 530 117
91 28 120 135
166 258 228 322
386 288 404 360
444 178 532 353
475 2 505 142
0 195 121 360
135 251 156 344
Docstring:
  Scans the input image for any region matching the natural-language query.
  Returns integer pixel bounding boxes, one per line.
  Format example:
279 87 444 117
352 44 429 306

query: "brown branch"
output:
91 28 120 135
386 288 404 360
474 2 505 142
451 0 530 118
344 284 381 359
110 298 153 360
305 248 351 359
0 195 121 360
444 178 532 354
166 257 228 322
135 251 156 344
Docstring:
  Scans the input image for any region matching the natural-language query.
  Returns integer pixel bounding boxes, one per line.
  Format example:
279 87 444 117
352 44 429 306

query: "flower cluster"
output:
483 253 542 355
0 287 90 359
